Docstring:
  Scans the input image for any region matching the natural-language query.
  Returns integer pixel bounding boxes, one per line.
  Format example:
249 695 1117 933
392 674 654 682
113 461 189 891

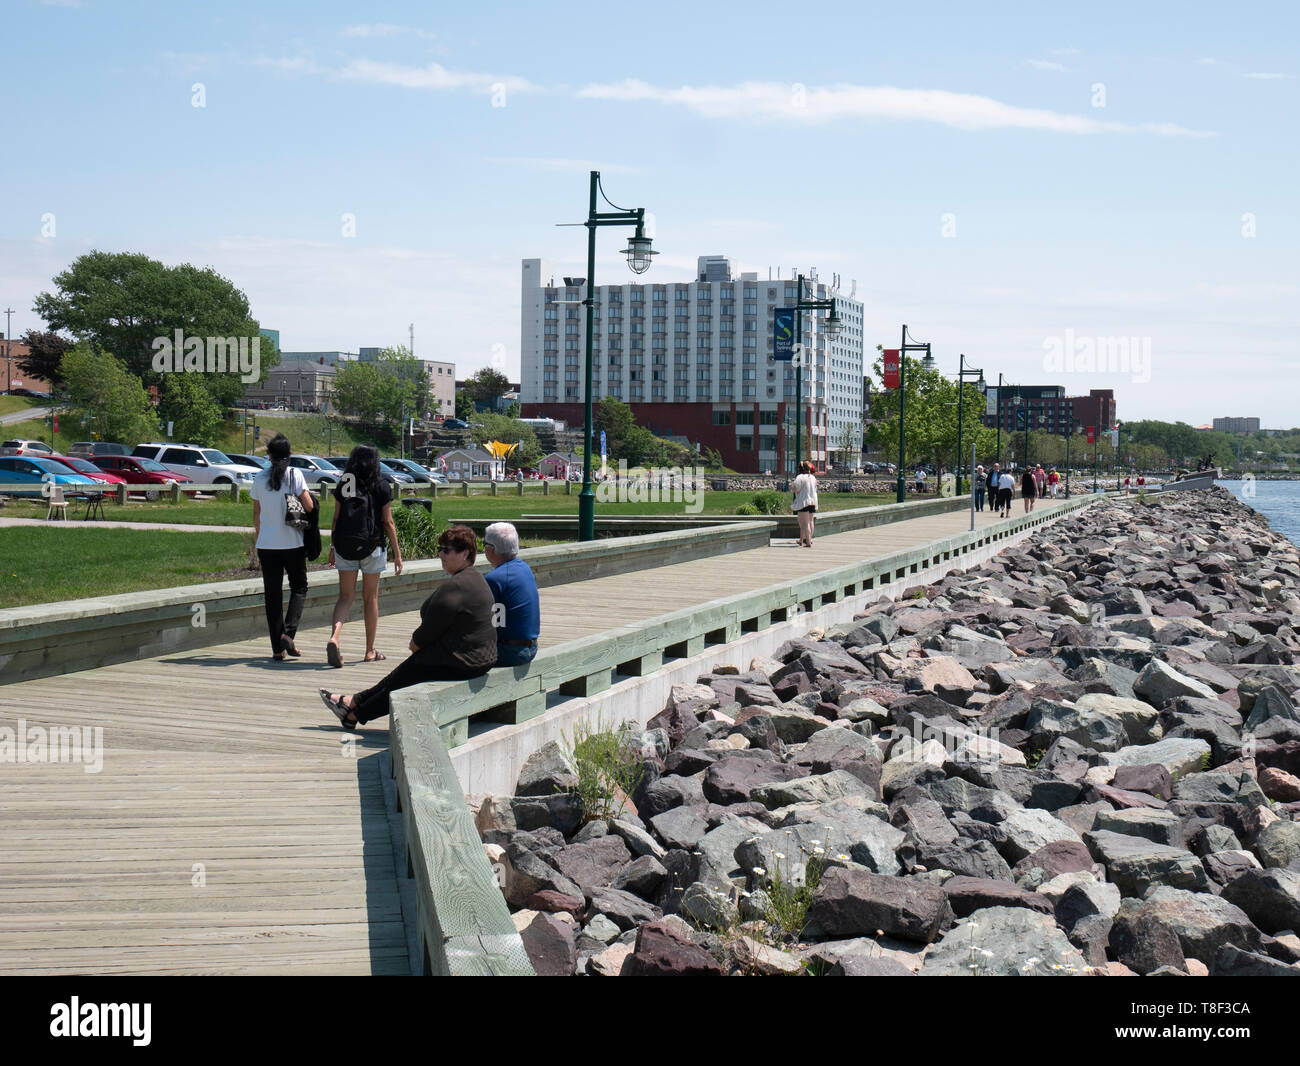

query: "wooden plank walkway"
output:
0 500 1068 975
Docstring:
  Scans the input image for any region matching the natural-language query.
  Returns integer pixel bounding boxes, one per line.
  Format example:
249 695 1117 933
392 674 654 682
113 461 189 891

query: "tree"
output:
465 367 511 411
865 353 995 471
594 396 635 458
454 391 474 421
17 330 72 389
33 250 278 410
834 421 863 468
331 346 428 428
59 342 158 445
159 373 224 446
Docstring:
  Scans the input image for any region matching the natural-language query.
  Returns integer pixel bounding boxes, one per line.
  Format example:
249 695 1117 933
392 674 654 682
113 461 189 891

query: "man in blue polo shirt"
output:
483 522 540 667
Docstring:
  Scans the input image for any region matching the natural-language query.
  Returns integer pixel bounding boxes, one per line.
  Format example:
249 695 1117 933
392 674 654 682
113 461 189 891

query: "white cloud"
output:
482 157 636 174
342 24 437 41
576 79 1215 137
1244 71 1293 80
1027 59 1068 72
337 59 534 93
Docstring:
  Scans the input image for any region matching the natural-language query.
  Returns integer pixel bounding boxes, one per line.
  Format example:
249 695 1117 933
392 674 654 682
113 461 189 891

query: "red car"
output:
44 454 129 486
92 455 195 497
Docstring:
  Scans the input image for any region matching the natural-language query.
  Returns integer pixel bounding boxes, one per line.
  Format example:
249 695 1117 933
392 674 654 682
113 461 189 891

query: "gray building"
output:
1213 416 1261 435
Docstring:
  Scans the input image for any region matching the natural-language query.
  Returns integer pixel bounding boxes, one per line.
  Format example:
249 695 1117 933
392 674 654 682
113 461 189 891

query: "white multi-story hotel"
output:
519 255 865 473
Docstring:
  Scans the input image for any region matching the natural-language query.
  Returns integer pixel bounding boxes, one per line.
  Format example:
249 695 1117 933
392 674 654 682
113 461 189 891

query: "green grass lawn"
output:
0 487 894 526
0 527 257 609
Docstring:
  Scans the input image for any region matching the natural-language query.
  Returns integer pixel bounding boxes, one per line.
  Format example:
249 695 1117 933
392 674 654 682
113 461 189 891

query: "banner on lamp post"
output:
773 309 795 361
1086 426 1095 444
882 349 900 389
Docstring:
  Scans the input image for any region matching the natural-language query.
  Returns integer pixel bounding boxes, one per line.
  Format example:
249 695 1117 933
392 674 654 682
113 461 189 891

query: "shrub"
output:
752 490 785 515
565 722 645 823
391 504 442 560
734 503 760 515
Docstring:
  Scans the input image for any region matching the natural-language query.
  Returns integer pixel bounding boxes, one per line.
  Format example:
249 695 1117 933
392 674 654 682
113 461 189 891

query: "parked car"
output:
288 454 343 488
442 418 470 431
43 455 128 486
68 441 133 459
92 456 195 498
224 453 270 471
381 458 435 485
327 457 412 491
1 439 55 456
0 455 102 496
131 443 259 486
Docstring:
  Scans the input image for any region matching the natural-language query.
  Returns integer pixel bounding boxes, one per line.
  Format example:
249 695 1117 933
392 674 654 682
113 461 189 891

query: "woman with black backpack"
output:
325 444 402 667
251 433 317 660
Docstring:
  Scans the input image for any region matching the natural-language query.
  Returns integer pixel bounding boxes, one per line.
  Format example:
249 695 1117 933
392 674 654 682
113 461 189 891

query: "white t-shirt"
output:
792 473 818 510
999 473 1015 491
252 466 308 551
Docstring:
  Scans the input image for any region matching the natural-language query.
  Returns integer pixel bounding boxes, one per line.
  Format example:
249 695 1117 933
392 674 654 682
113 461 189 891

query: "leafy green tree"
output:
594 396 635 458
454 391 474 421
159 373 224 445
865 353 995 471
332 346 428 428
465 367 511 410
33 250 276 408
17 330 71 389
59 342 158 445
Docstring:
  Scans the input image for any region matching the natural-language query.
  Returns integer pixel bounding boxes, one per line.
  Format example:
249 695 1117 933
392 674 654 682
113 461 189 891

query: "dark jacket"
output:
987 469 1000 494
410 567 497 673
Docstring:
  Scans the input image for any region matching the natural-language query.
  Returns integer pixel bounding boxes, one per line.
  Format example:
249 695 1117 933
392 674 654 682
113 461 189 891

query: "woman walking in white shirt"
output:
792 461 819 548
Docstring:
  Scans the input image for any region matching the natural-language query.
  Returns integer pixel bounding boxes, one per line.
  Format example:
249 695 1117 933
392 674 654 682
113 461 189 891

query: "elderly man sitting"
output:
483 522 540 667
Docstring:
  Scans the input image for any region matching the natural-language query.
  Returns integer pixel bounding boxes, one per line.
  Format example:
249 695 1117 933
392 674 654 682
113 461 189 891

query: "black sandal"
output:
281 634 301 658
327 642 343 669
319 689 357 731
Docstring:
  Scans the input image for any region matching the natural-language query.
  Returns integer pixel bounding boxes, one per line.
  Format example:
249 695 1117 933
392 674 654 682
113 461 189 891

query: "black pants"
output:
352 655 486 724
258 547 308 655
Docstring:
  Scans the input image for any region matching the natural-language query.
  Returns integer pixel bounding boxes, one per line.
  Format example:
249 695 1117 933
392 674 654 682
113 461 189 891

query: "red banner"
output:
53 414 59 434
1086 425 1095 444
883 349 900 389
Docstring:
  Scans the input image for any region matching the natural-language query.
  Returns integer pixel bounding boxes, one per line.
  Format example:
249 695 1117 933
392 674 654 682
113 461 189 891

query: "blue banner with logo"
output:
773 308 795 361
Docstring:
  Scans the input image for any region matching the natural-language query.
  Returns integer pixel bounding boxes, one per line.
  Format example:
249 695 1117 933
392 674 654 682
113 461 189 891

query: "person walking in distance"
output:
251 433 316 661
1021 465 1037 513
320 525 496 729
483 522 540 667
325 444 403 666
1048 467 1060 498
1034 464 1047 500
973 465 986 512
997 467 1015 517
987 463 1001 517
791 461 819 547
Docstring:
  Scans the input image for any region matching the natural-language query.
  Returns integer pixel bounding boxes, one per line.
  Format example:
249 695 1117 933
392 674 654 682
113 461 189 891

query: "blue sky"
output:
2 0 1296 424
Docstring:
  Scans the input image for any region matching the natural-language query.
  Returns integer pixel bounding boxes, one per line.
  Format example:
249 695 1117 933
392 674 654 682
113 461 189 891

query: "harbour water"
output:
1220 480 1300 547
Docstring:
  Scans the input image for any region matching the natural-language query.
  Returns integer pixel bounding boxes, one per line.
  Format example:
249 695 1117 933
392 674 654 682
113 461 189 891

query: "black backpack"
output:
333 489 379 561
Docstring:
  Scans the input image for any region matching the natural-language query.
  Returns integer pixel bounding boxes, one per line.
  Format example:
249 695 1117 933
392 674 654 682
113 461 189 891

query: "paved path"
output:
0 498 1076 975
0 405 58 426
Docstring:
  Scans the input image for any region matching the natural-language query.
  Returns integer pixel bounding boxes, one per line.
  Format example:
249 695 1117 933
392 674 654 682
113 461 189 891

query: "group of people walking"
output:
250 433 541 732
971 462 1061 517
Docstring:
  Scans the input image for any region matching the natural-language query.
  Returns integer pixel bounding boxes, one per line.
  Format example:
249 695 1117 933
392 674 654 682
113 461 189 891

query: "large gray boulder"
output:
805 867 952 943
1073 693 1163 745
1093 807 1185 848
750 769 873 810
999 808 1084 864
1132 886 1262 964
1134 660 1218 705
1255 820 1300 869
1100 737 1211 778
1084 829 1209 897
919 907 1090 975
515 740 579 797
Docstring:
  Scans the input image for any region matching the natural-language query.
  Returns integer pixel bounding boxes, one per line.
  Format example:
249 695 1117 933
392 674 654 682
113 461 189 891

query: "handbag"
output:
285 493 310 532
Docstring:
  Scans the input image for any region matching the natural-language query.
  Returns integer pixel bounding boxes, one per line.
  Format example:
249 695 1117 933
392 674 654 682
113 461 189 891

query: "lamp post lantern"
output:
783 274 841 477
573 170 655 541
894 326 933 502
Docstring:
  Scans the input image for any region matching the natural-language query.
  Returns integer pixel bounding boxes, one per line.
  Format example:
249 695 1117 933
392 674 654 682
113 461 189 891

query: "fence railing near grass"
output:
0 481 247 504
387 491 1103 974
0 519 775 684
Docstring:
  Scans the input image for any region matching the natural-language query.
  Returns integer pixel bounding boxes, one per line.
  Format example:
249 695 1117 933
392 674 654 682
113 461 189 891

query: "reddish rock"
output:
1260 766 1300 802
1012 839 1096 880
942 876 1055 917
1111 764 1174 801
622 920 723 976
524 889 586 919
519 912 578 977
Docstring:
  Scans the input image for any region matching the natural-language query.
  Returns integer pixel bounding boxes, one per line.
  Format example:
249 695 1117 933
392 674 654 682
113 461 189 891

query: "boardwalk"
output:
0 499 1070 975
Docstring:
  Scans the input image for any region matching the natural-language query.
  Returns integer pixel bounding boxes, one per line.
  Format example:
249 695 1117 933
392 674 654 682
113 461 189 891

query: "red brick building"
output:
1 338 52 396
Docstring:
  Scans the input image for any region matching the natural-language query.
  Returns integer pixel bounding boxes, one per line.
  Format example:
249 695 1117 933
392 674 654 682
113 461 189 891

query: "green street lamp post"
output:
954 354 985 496
895 326 934 503
572 170 656 541
783 274 842 477
994 372 1006 465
